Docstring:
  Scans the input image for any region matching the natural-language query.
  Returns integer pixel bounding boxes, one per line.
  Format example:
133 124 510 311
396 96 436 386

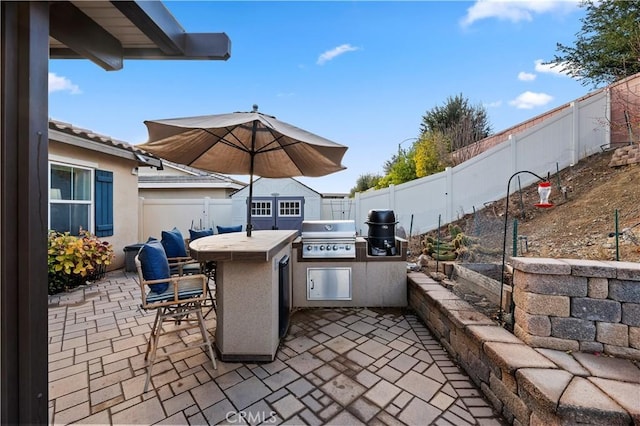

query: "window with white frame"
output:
279 200 301 217
251 200 272 217
49 163 93 235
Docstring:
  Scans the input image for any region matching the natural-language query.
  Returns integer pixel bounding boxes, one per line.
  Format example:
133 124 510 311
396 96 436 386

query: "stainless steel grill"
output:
301 220 356 258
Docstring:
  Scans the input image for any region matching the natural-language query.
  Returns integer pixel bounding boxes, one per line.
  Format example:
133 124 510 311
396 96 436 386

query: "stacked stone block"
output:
511 258 640 360
407 271 638 425
608 144 640 167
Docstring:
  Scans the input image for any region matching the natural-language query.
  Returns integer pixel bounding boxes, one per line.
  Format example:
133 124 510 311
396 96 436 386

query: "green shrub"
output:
47 230 114 295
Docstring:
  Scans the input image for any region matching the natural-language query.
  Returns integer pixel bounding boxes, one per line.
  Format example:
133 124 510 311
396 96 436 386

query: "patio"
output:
48 269 505 425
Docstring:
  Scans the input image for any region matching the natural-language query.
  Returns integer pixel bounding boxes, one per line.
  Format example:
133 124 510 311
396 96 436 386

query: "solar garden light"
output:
499 171 553 325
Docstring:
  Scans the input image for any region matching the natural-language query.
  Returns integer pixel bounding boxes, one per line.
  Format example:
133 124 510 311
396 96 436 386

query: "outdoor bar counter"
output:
189 230 298 362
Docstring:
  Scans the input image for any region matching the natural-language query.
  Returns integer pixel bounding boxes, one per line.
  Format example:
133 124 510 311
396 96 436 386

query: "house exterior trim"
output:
49 127 162 168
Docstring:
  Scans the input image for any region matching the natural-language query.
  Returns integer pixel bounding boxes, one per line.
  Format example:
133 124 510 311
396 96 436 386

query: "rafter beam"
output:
50 41 231 61
110 1 186 55
49 2 123 71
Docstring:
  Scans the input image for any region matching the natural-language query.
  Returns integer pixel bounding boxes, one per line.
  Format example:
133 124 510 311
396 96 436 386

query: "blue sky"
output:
49 0 589 194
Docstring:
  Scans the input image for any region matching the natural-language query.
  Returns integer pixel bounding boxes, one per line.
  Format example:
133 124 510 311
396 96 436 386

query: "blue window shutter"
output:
95 170 113 237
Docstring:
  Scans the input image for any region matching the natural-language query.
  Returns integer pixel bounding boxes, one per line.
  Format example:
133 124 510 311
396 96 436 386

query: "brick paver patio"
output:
48 270 506 425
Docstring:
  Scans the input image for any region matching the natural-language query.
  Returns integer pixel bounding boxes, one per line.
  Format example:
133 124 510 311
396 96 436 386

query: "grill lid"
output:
301 220 356 240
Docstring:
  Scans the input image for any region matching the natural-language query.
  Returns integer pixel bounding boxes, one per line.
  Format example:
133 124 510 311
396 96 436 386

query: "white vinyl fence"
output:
139 91 609 240
139 197 233 241
139 196 357 241
354 91 610 237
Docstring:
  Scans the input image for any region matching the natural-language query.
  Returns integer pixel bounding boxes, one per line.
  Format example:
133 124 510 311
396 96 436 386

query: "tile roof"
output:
48 118 161 165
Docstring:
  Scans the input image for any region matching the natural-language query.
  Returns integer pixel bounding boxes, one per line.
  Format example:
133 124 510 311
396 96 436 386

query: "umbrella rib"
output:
253 126 299 154
208 127 252 152
185 128 251 166
187 126 299 165
254 125 307 174
255 139 301 154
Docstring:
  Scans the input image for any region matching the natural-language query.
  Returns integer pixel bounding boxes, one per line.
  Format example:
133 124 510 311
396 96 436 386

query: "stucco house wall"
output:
48 121 160 270
48 141 141 270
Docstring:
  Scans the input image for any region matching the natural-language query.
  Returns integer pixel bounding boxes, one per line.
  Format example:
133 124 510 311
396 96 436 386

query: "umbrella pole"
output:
246 169 254 237
246 120 258 237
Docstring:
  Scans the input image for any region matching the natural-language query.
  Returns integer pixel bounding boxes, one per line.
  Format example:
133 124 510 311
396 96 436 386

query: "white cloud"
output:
534 59 572 77
518 71 537 81
461 0 579 27
317 44 360 65
509 91 553 109
48 72 81 94
484 100 503 108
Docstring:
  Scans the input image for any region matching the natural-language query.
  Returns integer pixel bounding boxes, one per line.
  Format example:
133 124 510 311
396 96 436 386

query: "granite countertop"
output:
189 230 298 262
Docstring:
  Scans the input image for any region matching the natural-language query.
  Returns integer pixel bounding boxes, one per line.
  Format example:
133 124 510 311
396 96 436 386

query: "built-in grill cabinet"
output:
293 220 408 307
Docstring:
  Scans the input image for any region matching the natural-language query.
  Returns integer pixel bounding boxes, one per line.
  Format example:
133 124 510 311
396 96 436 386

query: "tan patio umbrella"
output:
138 105 348 236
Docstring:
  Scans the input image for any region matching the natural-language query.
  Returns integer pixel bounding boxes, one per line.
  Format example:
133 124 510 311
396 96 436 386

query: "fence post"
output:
354 192 362 235
571 101 579 165
389 183 396 214
203 197 210 229
138 197 145 242
445 167 453 223
509 134 518 176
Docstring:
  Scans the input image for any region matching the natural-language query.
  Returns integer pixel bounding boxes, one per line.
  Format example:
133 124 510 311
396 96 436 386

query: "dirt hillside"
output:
416 148 640 264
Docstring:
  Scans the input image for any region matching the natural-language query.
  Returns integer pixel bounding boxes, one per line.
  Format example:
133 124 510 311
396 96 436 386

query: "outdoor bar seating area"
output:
48 268 508 425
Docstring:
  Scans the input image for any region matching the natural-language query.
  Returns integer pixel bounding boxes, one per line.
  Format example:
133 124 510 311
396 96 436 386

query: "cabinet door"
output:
307 267 352 300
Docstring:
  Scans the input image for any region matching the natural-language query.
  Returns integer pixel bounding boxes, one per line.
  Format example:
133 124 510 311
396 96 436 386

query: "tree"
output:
419 94 492 168
349 173 382 197
420 94 491 149
549 0 640 88
414 132 449 177
370 94 492 190
376 148 417 189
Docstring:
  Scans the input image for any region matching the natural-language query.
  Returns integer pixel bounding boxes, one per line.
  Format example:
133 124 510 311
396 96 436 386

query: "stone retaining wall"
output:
408 272 638 425
511 258 640 360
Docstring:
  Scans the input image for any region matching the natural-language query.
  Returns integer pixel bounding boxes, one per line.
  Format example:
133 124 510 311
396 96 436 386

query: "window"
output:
49 163 92 235
279 200 301 217
251 200 272 217
49 163 113 237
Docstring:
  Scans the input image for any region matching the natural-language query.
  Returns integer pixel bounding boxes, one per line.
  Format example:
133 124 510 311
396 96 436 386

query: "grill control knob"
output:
333 245 338 250
319 245 325 250
345 245 351 250
306 245 312 251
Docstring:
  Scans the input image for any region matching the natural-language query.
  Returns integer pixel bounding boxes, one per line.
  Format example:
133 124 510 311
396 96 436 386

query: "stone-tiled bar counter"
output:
511 258 640 360
190 230 298 362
